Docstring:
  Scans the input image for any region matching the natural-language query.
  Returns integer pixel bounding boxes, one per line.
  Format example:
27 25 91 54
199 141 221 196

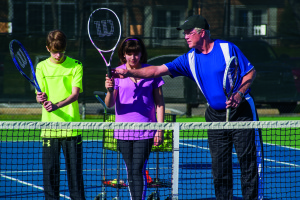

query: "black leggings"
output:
118 138 154 200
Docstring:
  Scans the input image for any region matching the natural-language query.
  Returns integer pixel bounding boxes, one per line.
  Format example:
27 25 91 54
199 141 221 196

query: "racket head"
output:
87 8 121 54
9 39 41 92
88 7 121 91
223 56 239 99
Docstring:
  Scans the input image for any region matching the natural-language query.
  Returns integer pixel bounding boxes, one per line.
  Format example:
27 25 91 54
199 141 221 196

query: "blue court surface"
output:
1 139 300 199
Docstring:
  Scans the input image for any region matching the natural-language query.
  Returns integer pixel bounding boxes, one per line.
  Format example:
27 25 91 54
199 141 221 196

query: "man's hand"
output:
225 68 256 109
154 130 164 146
112 68 129 79
43 101 59 112
225 92 242 109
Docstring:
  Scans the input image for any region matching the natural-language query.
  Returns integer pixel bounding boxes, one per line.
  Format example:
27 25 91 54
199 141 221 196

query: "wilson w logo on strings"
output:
16 49 27 68
94 20 114 37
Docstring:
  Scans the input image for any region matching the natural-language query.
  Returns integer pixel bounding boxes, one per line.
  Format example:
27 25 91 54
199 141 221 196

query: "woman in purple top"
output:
105 37 165 200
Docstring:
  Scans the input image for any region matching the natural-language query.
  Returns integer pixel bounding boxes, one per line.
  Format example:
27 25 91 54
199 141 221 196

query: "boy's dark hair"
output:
118 37 147 64
46 30 67 52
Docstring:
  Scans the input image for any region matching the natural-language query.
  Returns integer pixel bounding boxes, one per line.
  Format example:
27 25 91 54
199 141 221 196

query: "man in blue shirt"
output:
114 15 263 200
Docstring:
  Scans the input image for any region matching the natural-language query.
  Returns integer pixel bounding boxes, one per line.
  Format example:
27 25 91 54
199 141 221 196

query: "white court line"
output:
180 142 209 151
0 173 71 199
2 168 170 176
179 138 300 150
179 142 300 168
264 142 300 150
1 170 43 174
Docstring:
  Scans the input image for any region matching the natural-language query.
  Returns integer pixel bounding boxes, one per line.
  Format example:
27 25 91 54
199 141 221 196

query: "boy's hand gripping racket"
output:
9 39 42 92
88 8 121 91
223 56 239 122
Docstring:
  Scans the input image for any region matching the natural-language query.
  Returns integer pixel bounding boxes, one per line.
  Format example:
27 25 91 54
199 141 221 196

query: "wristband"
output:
237 91 244 98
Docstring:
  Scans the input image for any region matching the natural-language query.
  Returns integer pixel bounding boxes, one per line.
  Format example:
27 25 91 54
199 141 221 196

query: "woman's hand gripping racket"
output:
223 56 239 122
9 39 42 93
88 8 121 91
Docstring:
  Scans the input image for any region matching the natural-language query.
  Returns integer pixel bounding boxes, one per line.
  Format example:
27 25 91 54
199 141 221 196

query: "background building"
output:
0 0 299 116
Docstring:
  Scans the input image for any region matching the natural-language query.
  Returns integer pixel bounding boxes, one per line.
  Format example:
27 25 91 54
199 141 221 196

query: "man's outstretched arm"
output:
114 65 171 79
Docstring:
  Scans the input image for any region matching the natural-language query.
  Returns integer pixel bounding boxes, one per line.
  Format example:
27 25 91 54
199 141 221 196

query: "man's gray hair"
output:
194 27 210 37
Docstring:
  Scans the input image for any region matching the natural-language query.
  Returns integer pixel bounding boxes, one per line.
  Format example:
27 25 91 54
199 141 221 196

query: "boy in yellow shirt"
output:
36 29 85 200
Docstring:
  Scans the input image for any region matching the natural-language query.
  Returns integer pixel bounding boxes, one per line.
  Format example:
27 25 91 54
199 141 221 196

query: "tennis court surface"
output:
1 121 300 199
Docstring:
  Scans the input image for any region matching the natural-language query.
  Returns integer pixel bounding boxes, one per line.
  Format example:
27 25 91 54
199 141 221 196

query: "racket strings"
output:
227 66 238 90
223 57 239 106
15 48 28 68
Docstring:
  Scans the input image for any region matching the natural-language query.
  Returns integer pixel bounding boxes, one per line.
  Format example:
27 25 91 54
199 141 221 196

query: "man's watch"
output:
237 91 244 98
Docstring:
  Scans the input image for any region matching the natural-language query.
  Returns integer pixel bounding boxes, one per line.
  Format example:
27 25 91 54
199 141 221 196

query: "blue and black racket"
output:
223 56 239 122
93 91 108 114
9 39 41 92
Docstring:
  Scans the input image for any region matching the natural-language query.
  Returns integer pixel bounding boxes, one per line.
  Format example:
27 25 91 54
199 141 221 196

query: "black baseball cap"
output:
177 15 209 31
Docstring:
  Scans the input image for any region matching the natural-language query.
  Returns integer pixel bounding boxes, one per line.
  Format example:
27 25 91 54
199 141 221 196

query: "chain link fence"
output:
0 0 299 118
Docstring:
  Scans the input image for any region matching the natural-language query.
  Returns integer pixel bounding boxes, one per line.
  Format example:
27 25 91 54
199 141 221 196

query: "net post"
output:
172 122 179 200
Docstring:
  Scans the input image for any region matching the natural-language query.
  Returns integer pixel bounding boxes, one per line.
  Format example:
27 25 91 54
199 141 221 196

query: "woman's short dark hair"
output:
118 37 147 64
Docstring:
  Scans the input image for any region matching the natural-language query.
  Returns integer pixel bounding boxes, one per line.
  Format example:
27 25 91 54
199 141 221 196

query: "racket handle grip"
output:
107 87 114 92
107 67 113 92
226 107 231 122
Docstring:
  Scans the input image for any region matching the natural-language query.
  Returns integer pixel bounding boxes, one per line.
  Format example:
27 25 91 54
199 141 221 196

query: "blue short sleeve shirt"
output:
165 39 254 110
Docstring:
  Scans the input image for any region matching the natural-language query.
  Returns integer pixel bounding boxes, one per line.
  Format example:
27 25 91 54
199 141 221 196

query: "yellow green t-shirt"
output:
36 56 83 138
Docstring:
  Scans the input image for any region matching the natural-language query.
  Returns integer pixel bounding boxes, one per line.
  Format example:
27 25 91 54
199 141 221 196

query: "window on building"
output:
13 1 77 37
155 9 181 39
237 9 266 37
237 10 248 36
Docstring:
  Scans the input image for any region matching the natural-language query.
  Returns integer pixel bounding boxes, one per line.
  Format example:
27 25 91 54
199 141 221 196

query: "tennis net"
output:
1 120 300 199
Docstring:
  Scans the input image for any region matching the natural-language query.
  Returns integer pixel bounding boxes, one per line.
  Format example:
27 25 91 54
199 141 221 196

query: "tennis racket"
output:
88 8 121 91
94 91 107 114
223 56 239 122
9 39 42 92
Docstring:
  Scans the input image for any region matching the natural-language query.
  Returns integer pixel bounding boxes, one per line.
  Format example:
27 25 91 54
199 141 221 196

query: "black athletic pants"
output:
205 98 263 200
117 138 154 200
42 135 86 200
